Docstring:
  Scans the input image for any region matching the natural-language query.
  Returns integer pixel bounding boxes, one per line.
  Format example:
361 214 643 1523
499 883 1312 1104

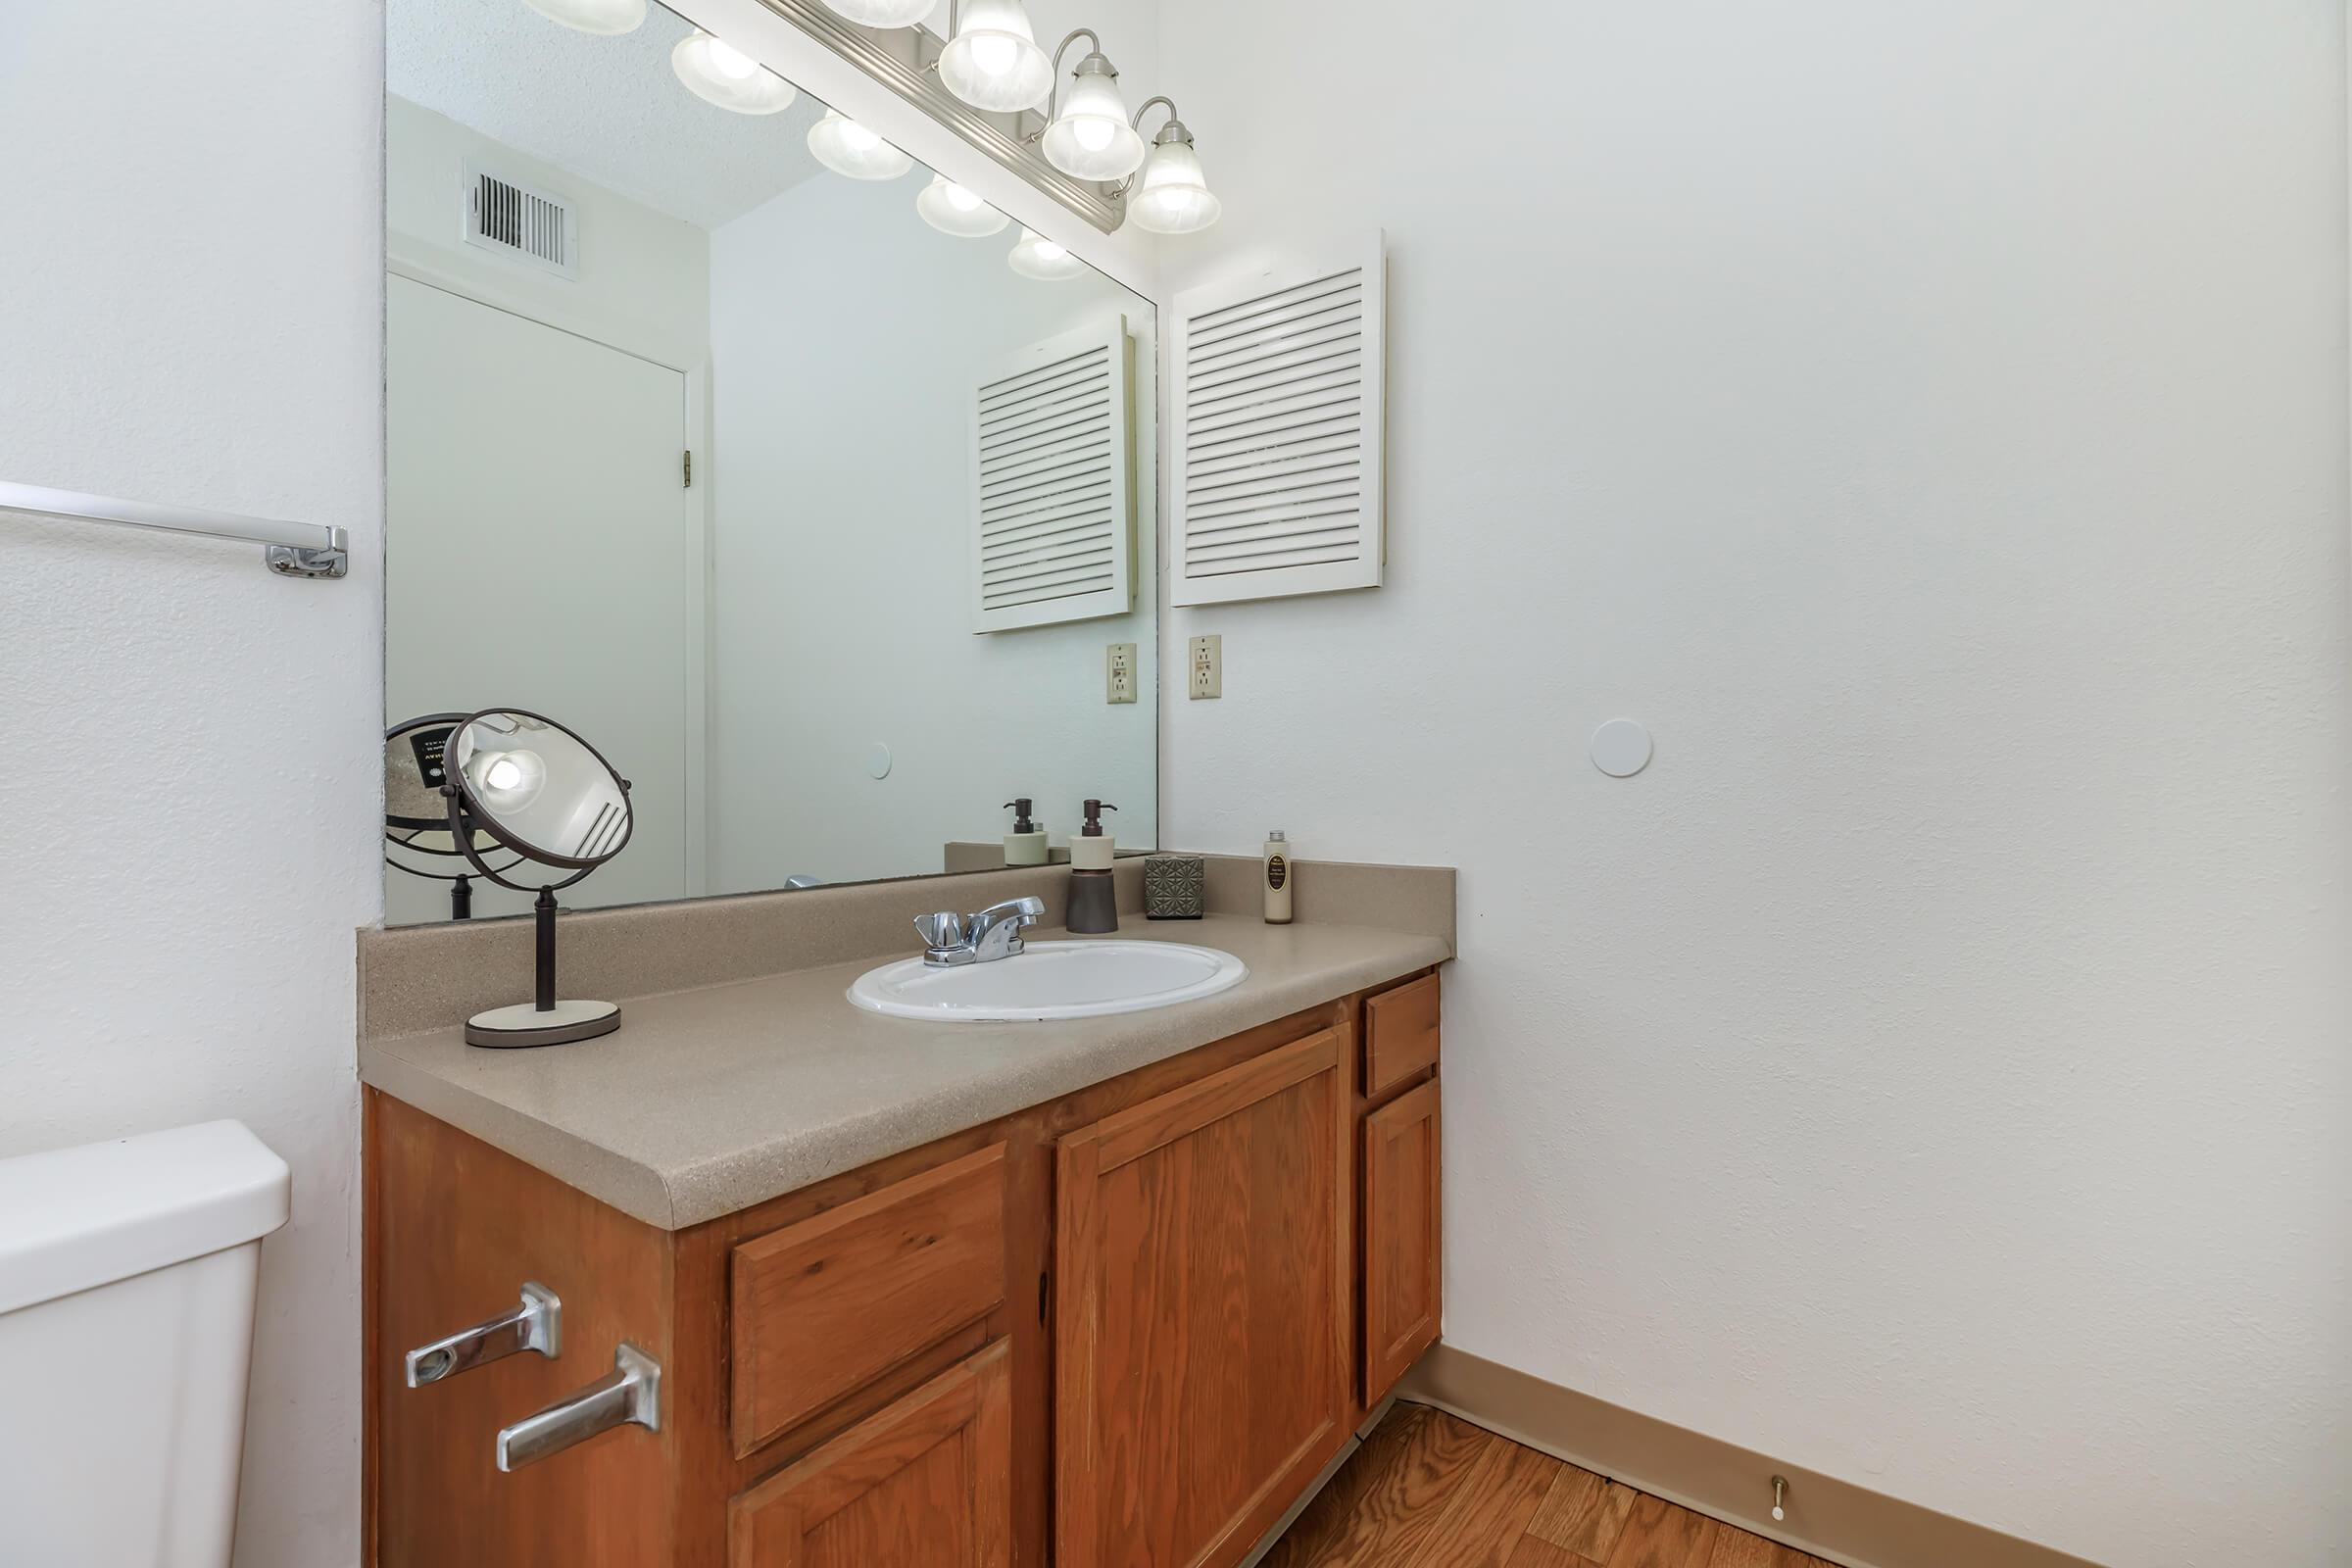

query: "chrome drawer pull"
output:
496 1344 662 1472
405 1282 562 1388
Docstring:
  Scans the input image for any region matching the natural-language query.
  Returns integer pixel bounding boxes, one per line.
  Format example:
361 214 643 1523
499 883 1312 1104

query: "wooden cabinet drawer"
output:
729 1143 1008 1457
729 1338 1012 1568
1363 972 1440 1098
1362 1078 1443 1403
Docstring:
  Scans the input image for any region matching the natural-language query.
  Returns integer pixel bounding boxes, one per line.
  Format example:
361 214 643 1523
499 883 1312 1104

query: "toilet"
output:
0 1119 291 1567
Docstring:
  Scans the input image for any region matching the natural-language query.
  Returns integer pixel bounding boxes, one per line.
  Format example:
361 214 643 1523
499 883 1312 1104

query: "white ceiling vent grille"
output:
463 160 578 279
969 316 1135 633
1170 232 1385 606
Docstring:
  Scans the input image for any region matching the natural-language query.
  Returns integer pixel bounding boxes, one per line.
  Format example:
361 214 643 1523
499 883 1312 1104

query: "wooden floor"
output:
1264 1403 1835 1568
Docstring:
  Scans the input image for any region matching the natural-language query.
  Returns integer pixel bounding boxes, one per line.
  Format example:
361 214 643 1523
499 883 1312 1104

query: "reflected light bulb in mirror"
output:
473 748 548 812
808 109 914 179
916 173 1009 236
938 0 1052 112
671 31 798 115
708 37 757 78
1008 226 1087 280
517 0 647 35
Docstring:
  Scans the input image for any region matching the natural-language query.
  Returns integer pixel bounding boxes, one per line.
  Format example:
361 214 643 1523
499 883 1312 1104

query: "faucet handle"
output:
913 910 967 949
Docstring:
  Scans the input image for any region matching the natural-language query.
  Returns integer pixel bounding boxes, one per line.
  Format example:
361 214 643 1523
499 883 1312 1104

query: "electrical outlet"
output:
1189 634 1222 700
1105 642 1137 705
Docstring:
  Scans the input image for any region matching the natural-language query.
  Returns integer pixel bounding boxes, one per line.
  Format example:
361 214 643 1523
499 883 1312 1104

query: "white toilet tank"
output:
0 1120 291 1568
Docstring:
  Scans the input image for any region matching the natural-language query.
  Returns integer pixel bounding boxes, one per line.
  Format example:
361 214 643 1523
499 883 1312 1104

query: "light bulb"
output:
915 173 1009 236
517 0 647 35
1125 130 1220 234
938 0 1051 112
1008 226 1087 280
1040 54 1145 180
808 109 914 180
708 38 757 78
671 31 798 115
485 758 522 792
471 748 547 811
971 35 1017 76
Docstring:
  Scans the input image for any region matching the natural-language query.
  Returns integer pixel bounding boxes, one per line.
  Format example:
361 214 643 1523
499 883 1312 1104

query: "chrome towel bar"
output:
0 479 350 579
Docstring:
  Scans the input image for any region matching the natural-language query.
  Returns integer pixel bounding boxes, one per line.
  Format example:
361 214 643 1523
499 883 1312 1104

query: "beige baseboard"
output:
1398 1346 2107 1568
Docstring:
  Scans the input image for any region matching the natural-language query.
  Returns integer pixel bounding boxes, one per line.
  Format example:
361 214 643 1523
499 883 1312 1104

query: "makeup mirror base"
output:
466 999 622 1050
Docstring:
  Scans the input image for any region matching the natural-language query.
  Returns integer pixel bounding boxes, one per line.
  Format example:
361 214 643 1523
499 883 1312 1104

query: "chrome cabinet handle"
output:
495 1344 662 1473
405 1282 562 1388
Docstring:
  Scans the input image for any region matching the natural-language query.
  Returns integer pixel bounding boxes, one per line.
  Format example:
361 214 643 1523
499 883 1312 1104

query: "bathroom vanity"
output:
361 860 1449 1568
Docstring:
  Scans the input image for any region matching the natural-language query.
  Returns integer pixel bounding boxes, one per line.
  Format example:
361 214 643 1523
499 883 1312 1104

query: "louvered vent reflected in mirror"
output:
969 316 1135 632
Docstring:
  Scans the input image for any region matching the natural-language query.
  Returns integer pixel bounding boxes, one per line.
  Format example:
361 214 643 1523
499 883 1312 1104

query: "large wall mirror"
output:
384 0 1156 924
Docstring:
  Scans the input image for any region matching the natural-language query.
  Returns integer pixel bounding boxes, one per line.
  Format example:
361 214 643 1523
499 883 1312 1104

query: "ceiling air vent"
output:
462 160 578 279
968 316 1136 633
1170 232 1386 606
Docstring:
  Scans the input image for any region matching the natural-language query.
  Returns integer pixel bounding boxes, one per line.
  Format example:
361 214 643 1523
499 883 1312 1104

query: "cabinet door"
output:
729 1339 1012 1568
1362 1078 1443 1403
1055 1029 1349 1568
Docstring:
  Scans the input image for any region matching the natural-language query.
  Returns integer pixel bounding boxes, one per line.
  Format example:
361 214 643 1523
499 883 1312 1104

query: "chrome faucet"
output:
914 896 1045 967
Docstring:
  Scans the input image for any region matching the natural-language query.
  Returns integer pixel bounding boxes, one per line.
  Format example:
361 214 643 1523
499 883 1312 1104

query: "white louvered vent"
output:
969 316 1135 633
1170 233 1385 606
463 160 578 279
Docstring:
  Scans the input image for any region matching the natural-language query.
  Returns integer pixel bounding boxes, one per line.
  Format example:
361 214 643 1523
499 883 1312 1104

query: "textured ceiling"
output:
388 0 845 229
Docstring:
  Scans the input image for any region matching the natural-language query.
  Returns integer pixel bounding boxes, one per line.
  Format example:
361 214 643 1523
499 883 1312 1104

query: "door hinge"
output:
682 450 693 488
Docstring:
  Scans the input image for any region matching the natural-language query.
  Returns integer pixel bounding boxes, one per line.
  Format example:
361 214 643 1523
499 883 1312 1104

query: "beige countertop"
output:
360 912 1448 1230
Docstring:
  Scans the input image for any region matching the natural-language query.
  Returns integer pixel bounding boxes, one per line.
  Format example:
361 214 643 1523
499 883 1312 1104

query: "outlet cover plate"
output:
1106 642 1137 704
1189 634 1222 700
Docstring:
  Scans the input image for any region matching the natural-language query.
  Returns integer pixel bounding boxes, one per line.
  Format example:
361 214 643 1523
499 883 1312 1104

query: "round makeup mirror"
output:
442 709 634 1049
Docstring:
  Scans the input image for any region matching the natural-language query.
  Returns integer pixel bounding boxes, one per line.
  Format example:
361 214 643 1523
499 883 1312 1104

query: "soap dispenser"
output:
1066 800 1119 934
1003 798 1048 867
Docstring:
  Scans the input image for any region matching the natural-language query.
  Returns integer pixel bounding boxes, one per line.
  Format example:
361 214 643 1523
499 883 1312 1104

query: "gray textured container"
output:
1143 854 1205 920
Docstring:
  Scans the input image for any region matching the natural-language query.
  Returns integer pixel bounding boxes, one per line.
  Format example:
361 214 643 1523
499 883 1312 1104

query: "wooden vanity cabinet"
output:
366 969 1443 1568
1054 1028 1352 1568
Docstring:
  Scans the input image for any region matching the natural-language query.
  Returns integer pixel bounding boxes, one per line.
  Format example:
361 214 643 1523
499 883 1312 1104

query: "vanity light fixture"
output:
1007 225 1086 280
938 0 1053 113
1038 31 1145 181
916 172 1010 236
1122 97 1221 234
808 109 914 179
517 0 646 34
814 0 937 26
671 29 799 115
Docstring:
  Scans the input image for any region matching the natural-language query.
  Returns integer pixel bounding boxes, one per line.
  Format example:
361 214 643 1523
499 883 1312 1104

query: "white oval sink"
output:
848 940 1248 1022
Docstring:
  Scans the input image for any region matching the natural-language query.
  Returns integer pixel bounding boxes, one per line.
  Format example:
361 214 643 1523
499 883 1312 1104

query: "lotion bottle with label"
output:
1263 831 1293 924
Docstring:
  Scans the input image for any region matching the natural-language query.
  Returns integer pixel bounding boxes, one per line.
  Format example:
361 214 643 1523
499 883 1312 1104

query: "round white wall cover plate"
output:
1590 718 1653 777
865 743 893 779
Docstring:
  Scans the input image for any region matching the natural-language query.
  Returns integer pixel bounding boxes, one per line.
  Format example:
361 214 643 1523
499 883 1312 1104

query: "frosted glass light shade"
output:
1007 226 1087 280
1127 136 1221 233
1041 63 1145 180
671 31 798 115
808 110 913 180
815 0 935 26
916 174 1010 237
518 0 646 34
939 0 1052 112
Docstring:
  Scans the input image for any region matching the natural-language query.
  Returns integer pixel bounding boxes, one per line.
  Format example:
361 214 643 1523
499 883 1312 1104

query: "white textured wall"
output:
1154 3 2352 1564
0 2 381 1565
708 172 1157 887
